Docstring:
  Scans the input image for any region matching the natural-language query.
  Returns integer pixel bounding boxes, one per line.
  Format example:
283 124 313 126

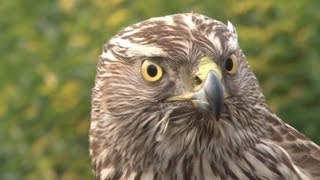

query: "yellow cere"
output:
196 57 222 81
167 56 227 102
194 57 222 91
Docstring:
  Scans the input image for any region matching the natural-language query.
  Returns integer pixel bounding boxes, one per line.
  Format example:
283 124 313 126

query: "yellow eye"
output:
224 54 238 74
141 60 163 82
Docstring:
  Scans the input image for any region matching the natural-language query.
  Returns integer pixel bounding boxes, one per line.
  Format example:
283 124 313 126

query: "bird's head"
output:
90 13 266 176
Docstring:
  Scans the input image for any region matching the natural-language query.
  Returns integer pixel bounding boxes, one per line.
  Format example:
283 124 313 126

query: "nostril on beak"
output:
194 76 202 85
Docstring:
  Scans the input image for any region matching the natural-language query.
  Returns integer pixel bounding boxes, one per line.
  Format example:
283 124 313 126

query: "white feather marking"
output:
110 37 167 57
100 50 117 61
110 37 132 48
100 167 115 180
244 151 276 178
89 136 95 144
184 14 196 30
277 164 295 178
120 27 138 37
127 171 137 180
265 141 311 179
97 149 110 164
292 164 311 179
155 109 173 141
127 44 166 57
211 36 222 54
140 168 154 180
163 15 175 26
226 20 239 51
90 121 98 131
227 21 236 34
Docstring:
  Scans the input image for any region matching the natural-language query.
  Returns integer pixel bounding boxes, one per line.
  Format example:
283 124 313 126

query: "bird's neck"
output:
90 102 273 179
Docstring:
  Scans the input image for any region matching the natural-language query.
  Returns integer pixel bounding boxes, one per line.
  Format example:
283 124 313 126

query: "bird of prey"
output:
89 13 320 180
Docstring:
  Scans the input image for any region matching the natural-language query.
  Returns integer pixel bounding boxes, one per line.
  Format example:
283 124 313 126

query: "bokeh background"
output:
1 0 319 179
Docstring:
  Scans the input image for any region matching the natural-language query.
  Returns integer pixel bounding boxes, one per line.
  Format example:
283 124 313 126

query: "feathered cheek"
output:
154 80 176 102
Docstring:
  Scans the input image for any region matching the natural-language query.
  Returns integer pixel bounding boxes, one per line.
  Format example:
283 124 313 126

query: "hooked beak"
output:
168 57 224 120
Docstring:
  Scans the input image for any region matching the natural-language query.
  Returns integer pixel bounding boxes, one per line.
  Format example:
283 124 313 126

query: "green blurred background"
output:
1 0 319 179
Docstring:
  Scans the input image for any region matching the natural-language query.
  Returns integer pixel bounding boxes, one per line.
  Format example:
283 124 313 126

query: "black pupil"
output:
225 58 233 71
147 64 158 77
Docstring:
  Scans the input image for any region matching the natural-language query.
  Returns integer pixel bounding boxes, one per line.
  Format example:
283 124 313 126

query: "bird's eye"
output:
141 60 163 82
224 54 238 74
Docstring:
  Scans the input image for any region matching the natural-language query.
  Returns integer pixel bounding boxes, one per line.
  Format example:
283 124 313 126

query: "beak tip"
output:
204 71 224 121
215 109 221 121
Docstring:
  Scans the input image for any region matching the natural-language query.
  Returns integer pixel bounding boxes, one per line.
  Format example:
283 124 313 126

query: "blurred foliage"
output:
0 0 319 179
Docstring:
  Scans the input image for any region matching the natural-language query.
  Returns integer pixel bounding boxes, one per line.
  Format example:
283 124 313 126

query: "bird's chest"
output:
116 149 304 180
